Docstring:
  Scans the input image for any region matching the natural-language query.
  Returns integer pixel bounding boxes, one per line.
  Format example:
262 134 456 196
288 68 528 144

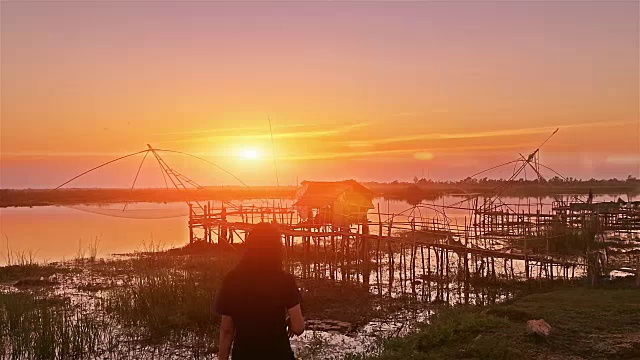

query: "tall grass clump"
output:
1 235 65 283
0 293 103 360
105 256 233 342
0 263 61 283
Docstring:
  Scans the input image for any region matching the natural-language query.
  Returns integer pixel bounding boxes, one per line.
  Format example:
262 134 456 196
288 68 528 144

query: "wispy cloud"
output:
606 154 640 165
278 143 532 161
391 112 421 118
344 121 632 147
163 122 370 143
0 151 142 157
152 123 309 137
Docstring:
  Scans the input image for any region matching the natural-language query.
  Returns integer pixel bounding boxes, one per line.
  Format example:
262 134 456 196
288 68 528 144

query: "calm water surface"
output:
0 194 627 265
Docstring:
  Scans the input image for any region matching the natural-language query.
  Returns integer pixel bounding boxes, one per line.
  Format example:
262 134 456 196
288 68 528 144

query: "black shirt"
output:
216 266 301 360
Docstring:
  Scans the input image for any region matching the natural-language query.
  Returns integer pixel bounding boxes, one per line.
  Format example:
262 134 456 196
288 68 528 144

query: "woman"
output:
216 222 305 360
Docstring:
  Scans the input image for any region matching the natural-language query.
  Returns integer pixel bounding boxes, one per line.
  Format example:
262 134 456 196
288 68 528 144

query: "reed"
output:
0 293 103 360
105 256 232 342
0 263 64 283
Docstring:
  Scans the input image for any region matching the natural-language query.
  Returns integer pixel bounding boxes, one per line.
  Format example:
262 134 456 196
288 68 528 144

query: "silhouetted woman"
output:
216 222 304 360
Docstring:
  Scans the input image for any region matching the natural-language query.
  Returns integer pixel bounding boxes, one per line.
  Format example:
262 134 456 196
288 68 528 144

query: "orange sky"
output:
1 1 638 188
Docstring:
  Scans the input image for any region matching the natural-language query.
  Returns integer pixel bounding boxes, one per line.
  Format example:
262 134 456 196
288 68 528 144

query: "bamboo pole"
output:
331 229 336 280
636 256 640 288
188 203 194 243
362 218 370 286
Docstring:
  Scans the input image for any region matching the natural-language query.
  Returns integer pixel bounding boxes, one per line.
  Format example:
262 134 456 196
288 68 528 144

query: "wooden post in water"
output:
387 218 394 292
446 249 450 281
427 245 431 279
440 246 445 279
188 203 194 243
314 235 320 280
421 246 426 278
221 204 228 245
464 242 470 304
302 224 309 279
354 224 360 281
410 218 416 283
491 257 495 280
330 229 336 280
322 232 328 279
399 241 404 293
636 256 640 288
377 204 382 288
524 236 529 279
362 217 370 286
344 228 351 281
204 204 210 243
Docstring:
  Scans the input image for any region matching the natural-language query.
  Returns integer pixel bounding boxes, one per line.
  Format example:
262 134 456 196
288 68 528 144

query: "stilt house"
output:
294 180 376 226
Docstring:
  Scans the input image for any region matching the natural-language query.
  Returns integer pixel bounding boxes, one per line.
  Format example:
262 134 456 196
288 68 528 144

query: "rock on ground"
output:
527 319 552 337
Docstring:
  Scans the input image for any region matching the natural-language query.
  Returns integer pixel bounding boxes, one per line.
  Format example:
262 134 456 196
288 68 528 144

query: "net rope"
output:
63 204 189 219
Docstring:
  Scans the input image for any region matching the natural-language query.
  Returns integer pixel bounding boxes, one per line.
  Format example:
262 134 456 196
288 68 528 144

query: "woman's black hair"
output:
239 222 283 272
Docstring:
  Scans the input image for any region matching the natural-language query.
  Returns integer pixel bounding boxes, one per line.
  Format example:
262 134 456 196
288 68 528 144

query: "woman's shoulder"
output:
223 266 296 285
222 268 244 284
260 269 297 286
279 271 298 287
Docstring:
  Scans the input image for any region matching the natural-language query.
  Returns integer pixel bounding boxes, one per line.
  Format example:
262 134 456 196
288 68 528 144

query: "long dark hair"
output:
238 222 284 273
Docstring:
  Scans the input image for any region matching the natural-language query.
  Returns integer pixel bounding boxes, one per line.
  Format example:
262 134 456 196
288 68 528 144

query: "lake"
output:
0 194 629 265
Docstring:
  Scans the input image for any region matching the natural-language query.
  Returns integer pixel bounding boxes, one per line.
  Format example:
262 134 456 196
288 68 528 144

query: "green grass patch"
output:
364 284 640 360
372 308 518 360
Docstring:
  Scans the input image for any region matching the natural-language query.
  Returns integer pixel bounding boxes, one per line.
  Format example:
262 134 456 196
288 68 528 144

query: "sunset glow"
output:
239 148 260 160
1 1 638 188
3 3 640 357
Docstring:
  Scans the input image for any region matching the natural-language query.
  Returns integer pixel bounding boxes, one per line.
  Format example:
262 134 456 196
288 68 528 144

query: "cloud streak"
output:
277 143 533 161
344 121 633 147
163 122 370 143
152 123 310 137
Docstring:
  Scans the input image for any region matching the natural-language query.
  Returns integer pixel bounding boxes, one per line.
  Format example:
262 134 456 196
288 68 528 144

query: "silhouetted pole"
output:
187 203 193 243
636 256 640 288
362 217 370 286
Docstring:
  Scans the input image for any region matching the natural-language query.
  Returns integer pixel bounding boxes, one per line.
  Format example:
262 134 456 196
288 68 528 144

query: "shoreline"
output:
2 181 639 208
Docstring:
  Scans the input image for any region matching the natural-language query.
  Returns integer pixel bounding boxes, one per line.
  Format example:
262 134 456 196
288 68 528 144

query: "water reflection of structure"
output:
189 180 640 301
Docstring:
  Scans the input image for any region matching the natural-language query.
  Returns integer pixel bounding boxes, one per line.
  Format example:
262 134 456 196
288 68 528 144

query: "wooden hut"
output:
294 180 376 226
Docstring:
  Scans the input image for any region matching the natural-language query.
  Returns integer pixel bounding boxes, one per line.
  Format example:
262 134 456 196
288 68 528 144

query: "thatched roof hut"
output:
294 180 376 225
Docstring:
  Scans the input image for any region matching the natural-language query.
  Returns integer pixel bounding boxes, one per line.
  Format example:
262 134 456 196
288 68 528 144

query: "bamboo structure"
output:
188 195 640 297
52 142 640 301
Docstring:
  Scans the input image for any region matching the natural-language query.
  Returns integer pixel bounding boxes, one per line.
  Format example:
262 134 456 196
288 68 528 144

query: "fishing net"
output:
65 204 189 219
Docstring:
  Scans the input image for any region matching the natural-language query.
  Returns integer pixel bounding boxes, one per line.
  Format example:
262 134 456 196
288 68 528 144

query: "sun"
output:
239 148 260 160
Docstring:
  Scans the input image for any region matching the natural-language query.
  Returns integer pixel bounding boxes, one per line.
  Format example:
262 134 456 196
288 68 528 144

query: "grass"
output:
360 281 640 360
0 255 238 358
104 255 233 347
1 235 73 283
0 293 104 360
5 250 636 359
0 263 67 283
301 279 377 325
300 278 425 329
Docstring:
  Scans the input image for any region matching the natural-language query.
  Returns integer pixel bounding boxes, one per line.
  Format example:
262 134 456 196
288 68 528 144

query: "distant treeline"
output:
365 177 640 204
2 177 639 207
0 187 297 207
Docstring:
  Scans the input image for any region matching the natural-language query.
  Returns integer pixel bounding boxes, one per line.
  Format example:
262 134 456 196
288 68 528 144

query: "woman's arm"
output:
287 304 305 337
218 315 235 360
